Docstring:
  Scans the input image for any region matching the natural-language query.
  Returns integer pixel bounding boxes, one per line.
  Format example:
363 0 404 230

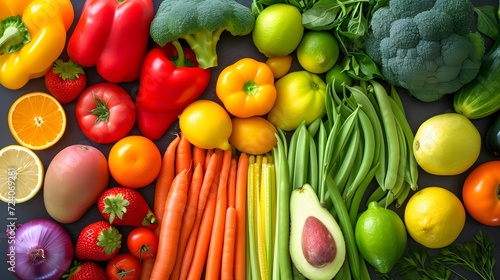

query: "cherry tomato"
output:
127 227 159 260
265 55 292 79
108 135 162 188
462 161 500 226
76 83 136 144
106 253 141 280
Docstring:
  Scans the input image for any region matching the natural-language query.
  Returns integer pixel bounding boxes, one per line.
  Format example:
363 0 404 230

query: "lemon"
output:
0 145 44 204
296 30 340 74
413 113 480 175
252 4 304 57
179 100 232 150
404 186 466 249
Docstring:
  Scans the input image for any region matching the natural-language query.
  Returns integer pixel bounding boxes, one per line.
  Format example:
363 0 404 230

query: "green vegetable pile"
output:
364 0 485 102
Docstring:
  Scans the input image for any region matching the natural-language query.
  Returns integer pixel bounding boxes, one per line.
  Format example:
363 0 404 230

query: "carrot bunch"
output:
140 133 249 280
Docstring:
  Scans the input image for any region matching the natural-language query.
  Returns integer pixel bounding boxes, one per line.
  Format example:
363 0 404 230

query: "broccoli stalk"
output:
150 0 255 69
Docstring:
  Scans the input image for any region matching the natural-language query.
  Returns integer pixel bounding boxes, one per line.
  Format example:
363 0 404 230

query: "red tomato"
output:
127 227 159 260
106 253 141 280
462 161 500 226
76 83 136 144
108 135 162 188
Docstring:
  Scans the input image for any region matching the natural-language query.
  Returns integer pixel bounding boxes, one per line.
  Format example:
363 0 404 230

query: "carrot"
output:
227 156 238 208
138 257 155 280
204 148 233 280
185 173 219 280
150 169 189 280
220 206 237 280
233 153 249 280
176 133 193 180
169 163 204 280
178 150 221 280
193 145 206 172
154 134 180 235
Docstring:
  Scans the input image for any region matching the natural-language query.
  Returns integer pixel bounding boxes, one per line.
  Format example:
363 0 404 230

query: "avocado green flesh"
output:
289 184 346 280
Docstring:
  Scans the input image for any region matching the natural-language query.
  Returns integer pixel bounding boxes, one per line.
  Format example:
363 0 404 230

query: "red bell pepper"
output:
67 0 153 83
136 41 211 140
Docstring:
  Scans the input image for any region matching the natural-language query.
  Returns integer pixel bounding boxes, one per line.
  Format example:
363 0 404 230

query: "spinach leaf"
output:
474 5 499 40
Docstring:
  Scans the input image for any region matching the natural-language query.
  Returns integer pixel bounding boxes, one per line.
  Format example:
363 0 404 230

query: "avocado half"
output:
289 184 346 280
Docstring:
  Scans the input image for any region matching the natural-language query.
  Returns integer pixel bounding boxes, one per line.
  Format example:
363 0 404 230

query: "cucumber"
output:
454 39 500 119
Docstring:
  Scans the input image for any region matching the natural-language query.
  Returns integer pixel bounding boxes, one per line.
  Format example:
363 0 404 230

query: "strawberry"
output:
63 261 109 280
75 220 122 261
45 59 86 104
97 186 158 229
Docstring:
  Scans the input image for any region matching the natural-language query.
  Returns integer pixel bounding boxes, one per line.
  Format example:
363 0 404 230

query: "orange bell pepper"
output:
0 0 74 90
216 57 277 118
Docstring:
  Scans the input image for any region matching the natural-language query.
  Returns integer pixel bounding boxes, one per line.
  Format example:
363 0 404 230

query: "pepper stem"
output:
0 16 31 55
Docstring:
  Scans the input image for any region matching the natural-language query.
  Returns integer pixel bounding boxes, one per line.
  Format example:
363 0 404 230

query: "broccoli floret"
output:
364 0 485 102
150 0 255 69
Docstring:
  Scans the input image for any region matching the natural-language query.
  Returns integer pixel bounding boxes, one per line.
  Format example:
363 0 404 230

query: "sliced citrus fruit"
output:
0 145 44 204
8 92 67 150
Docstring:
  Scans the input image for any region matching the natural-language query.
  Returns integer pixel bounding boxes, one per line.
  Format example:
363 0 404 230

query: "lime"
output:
413 113 481 175
326 65 353 93
296 31 339 74
355 201 407 273
404 186 466 249
0 145 44 204
252 4 304 57
179 100 232 150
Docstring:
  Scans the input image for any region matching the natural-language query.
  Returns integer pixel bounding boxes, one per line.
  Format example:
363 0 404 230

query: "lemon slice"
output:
8 92 67 150
0 145 44 204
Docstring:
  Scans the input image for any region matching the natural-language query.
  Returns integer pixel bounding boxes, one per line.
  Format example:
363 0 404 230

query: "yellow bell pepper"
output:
0 0 74 90
216 57 277 118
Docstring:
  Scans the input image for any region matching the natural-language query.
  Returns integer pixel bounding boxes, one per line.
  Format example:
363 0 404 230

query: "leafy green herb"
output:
379 231 496 280
474 5 499 40
437 231 496 280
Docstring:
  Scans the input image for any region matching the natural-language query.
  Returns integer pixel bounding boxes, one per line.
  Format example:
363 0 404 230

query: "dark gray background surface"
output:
1 0 499 279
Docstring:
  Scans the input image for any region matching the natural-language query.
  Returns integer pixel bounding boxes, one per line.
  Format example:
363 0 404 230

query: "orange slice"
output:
0 145 44 204
8 92 67 150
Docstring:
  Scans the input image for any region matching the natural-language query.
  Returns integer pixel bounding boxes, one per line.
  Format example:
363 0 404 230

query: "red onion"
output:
8 218 74 280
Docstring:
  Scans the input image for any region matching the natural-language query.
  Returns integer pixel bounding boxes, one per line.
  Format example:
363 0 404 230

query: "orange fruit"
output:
108 135 162 188
8 92 66 150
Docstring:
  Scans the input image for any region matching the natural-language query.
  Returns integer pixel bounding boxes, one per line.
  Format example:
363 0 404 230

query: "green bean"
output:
348 162 380 226
323 109 342 174
366 185 387 205
330 107 360 169
388 97 419 190
308 132 319 192
343 109 376 201
369 80 400 190
287 123 300 184
333 127 360 194
326 175 361 280
343 140 363 204
293 122 310 189
395 183 412 207
317 121 328 202
273 135 293 279
389 118 408 204
347 85 386 186
307 117 322 137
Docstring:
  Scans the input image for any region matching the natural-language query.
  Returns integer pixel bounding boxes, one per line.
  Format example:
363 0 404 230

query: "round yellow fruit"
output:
296 30 340 74
404 186 466 249
179 100 232 150
252 3 304 57
0 145 44 204
413 113 480 175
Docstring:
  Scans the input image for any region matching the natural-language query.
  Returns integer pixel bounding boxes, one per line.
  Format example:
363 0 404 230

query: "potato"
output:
43 145 109 223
